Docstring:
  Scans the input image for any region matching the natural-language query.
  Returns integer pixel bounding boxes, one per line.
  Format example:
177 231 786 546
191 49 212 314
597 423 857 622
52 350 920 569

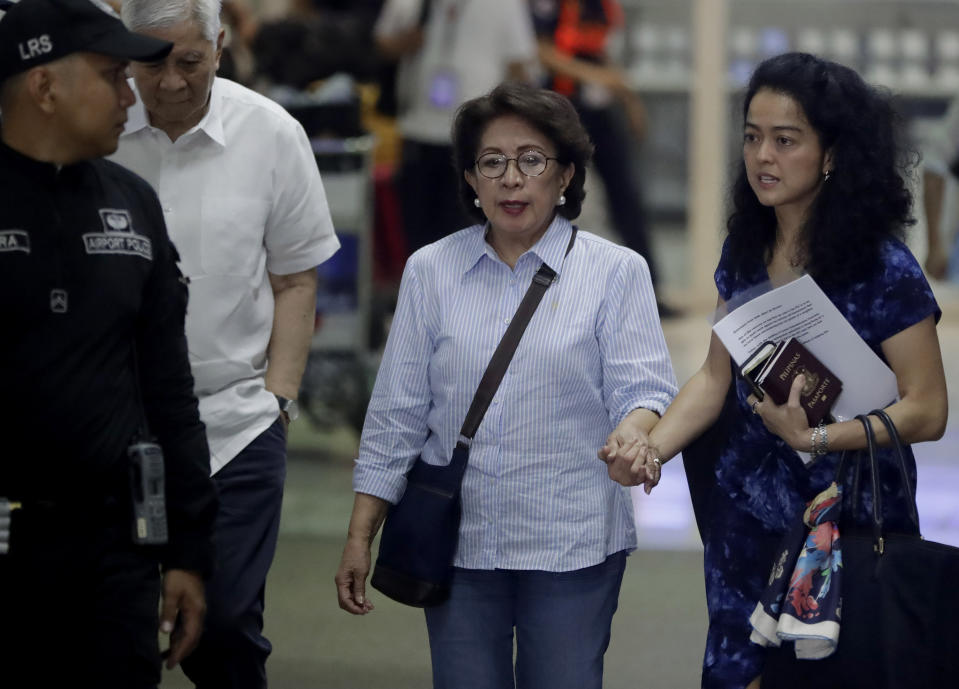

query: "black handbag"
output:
763 409 959 689
370 230 576 608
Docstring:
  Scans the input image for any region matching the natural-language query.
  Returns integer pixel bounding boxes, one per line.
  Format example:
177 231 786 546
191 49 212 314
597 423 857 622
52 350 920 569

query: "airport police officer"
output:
0 1 217 686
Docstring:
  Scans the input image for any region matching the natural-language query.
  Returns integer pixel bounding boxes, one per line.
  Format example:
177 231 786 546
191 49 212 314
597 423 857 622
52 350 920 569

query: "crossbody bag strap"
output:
458 227 577 443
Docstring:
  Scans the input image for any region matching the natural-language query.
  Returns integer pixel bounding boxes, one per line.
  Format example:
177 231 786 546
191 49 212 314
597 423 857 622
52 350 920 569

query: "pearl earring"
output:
558 194 566 206
474 198 481 208
823 171 831 182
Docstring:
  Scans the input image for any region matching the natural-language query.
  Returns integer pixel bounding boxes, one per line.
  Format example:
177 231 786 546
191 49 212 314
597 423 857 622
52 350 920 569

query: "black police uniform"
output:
0 140 217 687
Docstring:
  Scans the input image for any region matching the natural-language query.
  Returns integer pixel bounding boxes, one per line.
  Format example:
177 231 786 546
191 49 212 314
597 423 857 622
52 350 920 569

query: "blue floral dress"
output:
702 237 941 689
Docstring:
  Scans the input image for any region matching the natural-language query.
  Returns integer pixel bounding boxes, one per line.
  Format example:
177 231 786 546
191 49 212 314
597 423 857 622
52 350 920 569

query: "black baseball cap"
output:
0 0 173 82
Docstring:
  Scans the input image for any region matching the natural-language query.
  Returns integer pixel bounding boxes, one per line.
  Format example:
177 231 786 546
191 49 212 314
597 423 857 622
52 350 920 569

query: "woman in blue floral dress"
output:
600 53 948 688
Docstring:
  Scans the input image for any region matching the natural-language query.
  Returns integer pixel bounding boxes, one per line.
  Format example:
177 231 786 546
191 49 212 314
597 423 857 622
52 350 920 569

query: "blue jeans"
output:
424 551 627 689
181 417 286 689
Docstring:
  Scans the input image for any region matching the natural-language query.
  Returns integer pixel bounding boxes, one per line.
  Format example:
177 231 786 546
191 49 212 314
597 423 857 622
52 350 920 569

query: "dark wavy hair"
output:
452 81 594 222
726 52 915 286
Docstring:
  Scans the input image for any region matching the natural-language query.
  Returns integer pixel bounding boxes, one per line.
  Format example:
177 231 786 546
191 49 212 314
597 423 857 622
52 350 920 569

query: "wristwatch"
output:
275 394 299 423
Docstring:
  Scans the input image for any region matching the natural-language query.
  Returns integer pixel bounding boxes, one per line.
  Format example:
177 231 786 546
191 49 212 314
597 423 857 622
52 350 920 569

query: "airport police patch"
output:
83 208 152 260
0 230 30 253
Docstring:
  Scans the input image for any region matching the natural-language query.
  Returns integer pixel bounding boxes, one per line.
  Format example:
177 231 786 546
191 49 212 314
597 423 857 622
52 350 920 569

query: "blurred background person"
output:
335 82 677 689
222 0 385 90
530 0 678 317
922 93 959 282
374 0 538 255
112 1 339 687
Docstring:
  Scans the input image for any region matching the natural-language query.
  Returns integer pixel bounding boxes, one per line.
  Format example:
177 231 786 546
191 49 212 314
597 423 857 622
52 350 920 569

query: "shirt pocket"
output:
199 196 270 277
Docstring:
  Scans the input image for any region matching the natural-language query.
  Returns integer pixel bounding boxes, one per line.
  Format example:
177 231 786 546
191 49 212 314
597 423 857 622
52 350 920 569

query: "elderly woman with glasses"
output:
334 81 676 689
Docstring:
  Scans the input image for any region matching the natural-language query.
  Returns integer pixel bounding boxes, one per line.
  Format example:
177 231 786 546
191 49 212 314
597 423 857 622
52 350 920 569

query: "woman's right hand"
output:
335 493 390 614
335 536 376 615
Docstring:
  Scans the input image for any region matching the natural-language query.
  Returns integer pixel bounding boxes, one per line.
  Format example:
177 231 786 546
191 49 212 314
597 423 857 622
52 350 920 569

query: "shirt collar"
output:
122 77 225 147
462 215 575 276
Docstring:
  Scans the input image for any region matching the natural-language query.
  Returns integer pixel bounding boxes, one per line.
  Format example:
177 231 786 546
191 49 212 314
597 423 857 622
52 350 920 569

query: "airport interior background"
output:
160 0 959 686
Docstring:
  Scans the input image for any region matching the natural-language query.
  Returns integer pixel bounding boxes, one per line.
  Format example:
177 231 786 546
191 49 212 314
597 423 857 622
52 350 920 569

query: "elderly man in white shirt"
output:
110 1 339 686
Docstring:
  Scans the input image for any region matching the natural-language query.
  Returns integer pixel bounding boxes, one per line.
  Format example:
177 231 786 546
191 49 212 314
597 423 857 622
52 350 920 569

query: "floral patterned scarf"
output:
749 482 843 659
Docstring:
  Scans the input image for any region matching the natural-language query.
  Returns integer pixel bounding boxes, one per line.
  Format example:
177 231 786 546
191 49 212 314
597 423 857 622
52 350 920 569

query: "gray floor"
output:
160 460 708 689
162 463 708 689
160 217 959 688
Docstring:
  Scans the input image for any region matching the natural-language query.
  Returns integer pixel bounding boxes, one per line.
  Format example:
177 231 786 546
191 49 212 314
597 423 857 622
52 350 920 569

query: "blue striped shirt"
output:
353 216 678 571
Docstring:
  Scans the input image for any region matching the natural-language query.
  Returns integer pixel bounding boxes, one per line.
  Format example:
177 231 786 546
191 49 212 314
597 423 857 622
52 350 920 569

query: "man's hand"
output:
335 537 375 615
160 569 206 669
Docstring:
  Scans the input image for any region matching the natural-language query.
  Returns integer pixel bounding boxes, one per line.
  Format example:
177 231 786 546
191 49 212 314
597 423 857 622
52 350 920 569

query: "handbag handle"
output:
834 446 865 518
852 411 922 551
458 228 578 442
855 414 886 548
868 408 921 532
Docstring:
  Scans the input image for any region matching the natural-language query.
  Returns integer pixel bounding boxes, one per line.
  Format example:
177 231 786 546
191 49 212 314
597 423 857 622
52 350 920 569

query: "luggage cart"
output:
300 134 376 432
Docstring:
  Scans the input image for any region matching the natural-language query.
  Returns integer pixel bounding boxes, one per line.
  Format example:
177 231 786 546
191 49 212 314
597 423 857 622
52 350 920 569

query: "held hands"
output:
746 373 811 451
335 536 376 615
597 428 662 494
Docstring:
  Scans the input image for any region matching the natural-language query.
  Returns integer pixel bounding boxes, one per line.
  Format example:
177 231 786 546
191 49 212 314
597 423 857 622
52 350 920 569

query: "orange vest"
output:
552 0 624 96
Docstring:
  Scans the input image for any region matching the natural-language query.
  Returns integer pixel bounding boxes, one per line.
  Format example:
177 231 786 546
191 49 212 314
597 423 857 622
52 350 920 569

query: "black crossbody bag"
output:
370 229 576 607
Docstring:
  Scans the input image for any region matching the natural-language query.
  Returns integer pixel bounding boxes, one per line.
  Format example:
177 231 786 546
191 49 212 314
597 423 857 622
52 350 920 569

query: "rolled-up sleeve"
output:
352 257 434 503
597 251 678 426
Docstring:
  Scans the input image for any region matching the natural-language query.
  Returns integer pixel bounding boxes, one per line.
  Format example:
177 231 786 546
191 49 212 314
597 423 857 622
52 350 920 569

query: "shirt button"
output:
504 317 511 325
163 207 172 213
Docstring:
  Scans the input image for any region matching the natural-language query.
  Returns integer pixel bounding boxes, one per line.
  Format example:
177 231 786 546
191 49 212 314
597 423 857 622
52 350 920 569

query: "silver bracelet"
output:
817 424 829 456
809 423 828 458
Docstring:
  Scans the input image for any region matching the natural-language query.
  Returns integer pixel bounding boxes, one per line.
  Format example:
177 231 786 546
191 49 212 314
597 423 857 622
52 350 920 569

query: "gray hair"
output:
121 0 222 44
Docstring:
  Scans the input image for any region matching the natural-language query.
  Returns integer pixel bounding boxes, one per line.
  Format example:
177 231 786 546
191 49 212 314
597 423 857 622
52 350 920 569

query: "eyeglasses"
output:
474 150 557 179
